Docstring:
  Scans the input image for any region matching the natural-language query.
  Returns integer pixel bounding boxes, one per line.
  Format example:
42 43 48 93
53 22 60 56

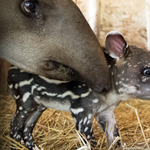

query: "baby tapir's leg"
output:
10 95 36 149
11 96 46 150
71 109 94 140
10 89 46 150
70 98 100 146
22 104 46 150
95 106 120 146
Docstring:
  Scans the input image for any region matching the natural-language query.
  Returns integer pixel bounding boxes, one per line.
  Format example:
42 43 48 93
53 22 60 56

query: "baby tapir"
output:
8 31 150 150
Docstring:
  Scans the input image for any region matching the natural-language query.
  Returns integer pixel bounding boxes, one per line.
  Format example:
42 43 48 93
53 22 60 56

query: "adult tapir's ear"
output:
105 31 127 59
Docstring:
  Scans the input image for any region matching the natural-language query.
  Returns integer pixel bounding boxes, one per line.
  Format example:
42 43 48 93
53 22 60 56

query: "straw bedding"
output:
0 95 150 150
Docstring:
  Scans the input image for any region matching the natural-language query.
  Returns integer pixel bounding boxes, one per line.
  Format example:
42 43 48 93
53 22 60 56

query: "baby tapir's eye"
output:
142 68 150 77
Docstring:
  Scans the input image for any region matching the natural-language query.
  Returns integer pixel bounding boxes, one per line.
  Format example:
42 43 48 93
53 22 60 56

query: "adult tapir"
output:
0 0 110 93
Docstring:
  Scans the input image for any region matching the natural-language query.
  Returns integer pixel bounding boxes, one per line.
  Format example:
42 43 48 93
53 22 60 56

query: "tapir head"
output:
105 31 150 100
0 0 110 93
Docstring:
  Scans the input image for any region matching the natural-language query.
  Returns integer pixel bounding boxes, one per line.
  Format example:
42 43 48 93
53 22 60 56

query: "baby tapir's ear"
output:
105 31 127 60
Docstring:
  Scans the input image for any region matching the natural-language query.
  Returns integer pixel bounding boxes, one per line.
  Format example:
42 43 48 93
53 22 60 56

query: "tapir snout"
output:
0 0 110 93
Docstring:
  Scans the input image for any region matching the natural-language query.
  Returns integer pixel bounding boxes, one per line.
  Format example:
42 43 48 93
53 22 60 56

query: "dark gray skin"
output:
0 0 110 93
7 31 150 150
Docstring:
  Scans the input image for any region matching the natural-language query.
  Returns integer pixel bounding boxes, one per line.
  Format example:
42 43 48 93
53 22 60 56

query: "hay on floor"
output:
0 95 150 150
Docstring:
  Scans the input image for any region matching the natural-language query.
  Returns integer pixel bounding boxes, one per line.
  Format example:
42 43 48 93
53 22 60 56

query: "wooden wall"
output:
0 59 10 95
76 0 148 49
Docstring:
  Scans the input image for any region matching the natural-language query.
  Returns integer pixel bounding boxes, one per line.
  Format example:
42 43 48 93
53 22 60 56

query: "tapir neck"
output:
102 53 131 103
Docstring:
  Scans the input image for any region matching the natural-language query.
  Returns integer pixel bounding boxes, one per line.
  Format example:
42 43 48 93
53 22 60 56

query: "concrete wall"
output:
76 0 148 49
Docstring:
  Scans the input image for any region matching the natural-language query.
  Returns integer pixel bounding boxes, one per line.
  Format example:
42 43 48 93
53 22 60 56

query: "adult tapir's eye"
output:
21 0 37 17
142 68 150 77
24 1 36 13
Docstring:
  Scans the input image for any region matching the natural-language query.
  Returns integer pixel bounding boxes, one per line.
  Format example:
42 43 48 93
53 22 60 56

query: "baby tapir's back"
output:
8 66 97 111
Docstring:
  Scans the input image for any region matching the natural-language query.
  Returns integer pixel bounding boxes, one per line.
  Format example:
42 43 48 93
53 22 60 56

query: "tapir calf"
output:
8 31 150 150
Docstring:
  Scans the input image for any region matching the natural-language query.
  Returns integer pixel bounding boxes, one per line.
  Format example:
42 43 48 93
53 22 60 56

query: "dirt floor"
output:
0 95 150 150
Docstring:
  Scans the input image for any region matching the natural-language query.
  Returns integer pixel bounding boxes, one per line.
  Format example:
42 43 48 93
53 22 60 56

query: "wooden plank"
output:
0 59 11 95
146 0 150 51
88 0 100 37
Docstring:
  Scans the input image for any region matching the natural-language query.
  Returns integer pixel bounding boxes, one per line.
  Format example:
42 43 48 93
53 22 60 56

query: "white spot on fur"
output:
87 135 90 140
19 106 23 110
88 114 92 119
126 78 129 81
26 142 30 146
90 127 93 133
24 128 28 132
74 118 77 124
123 61 127 64
10 66 18 70
78 119 83 132
36 96 40 99
13 133 17 138
19 78 33 87
37 86 46 91
9 84 13 89
142 77 148 82
121 78 124 81
71 108 84 115
29 136 33 141
42 107 46 110
39 76 69 84
14 95 20 99
15 84 18 89
57 91 80 99
92 99 99 103
24 111 27 114
81 88 92 98
87 120 90 124
84 127 88 132
41 91 57 97
119 81 122 84
20 69 25 73
22 92 30 102
122 84 137 93
16 135 21 139
31 85 37 94
34 145 40 150
83 117 87 124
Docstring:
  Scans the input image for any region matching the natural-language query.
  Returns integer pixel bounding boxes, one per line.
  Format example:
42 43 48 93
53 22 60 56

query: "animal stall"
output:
1 0 150 150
